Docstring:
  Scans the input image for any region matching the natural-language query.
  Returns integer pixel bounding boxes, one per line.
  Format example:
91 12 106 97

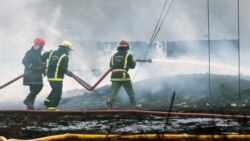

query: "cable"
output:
133 0 175 81
145 0 175 59
150 0 175 49
150 0 169 44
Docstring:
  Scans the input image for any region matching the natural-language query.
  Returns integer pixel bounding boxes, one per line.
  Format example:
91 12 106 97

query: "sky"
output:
0 0 250 102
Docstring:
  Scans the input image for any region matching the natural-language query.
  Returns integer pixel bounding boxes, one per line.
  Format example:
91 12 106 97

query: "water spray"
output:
141 58 250 75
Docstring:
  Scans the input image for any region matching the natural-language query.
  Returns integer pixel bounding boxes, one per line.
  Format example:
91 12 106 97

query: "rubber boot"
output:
29 94 37 108
23 93 35 110
106 100 113 110
129 96 141 110
44 99 50 108
133 104 142 110
129 96 136 106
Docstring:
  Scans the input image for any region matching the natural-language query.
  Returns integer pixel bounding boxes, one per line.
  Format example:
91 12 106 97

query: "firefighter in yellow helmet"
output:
106 39 140 110
42 41 73 110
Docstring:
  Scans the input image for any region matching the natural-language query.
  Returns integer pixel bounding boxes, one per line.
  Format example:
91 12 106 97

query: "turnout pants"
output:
24 84 43 109
44 81 63 110
107 80 136 107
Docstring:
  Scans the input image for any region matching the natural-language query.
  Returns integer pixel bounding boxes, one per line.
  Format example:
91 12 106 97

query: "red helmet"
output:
34 37 45 46
118 40 129 48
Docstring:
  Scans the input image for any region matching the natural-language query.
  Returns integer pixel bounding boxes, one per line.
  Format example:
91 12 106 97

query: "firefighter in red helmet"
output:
106 39 140 109
22 37 46 110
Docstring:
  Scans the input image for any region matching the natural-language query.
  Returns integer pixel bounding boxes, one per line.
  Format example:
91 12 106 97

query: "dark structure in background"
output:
73 39 239 77
93 39 239 59
167 39 238 59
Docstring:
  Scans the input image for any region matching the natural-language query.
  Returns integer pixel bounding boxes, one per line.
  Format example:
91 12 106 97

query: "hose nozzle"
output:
136 58 152 63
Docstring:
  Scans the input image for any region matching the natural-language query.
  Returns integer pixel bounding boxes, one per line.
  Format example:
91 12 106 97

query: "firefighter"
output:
42 41 73 110
22 37 46 110
106 39 139 109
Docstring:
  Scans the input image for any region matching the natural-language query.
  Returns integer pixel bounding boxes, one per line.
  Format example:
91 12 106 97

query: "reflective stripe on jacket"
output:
110 50 136 81
46 49 69 81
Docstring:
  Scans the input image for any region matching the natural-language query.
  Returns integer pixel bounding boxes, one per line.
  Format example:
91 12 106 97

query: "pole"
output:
164 91 176 130
207 0 212 97
237 0 241 101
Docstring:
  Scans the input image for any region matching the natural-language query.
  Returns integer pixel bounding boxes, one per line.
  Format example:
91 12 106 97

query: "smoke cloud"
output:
1 0 250 106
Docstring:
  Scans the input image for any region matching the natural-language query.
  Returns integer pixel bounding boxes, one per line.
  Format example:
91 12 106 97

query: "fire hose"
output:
71 68 113 91
71 58 152 91
0 70 33 89
0 59 150 90
0 67 111 91
0 109 249 119
3 133 250 141
0 65 47 90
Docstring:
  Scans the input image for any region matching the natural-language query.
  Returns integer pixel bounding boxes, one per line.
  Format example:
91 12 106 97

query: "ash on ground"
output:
44 74 250 115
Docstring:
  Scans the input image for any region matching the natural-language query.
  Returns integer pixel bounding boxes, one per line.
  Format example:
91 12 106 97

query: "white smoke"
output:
1 0 250 106
0 0 64 102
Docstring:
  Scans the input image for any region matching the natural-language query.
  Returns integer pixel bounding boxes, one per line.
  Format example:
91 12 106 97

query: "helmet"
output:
118 40 129 48
34 37 45 46
60 40 73 50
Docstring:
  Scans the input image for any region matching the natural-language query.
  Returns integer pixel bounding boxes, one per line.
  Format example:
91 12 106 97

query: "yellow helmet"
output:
61 41 73 50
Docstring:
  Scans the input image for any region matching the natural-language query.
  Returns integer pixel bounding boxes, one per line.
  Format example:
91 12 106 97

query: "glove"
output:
67 70 73 77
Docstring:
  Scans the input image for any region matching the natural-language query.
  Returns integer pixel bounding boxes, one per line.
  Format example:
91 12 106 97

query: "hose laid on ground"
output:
71 68 112 91
4 133 250 141
0 109 249 119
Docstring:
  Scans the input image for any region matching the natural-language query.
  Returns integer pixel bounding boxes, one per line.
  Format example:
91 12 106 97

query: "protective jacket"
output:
110 49 136 81
42 48 69 81
22 47 44 85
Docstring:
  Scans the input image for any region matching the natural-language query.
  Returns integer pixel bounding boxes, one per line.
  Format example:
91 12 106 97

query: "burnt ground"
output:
1 74 250 140
1 111 250 140
53 74 250 114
